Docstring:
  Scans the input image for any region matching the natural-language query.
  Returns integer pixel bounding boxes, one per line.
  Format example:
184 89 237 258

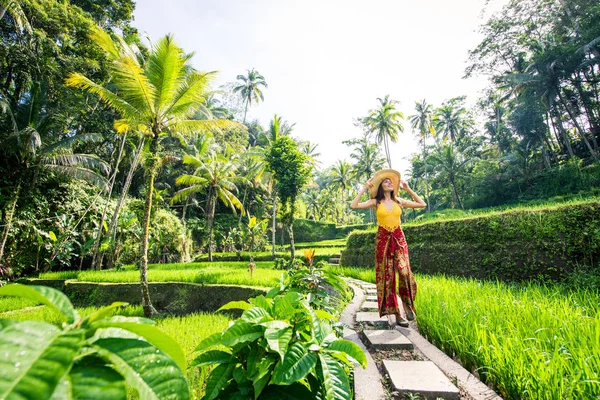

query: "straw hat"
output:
368 169 401 198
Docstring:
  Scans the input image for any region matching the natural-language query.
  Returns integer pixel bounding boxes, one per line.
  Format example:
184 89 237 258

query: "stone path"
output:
340 278 502 400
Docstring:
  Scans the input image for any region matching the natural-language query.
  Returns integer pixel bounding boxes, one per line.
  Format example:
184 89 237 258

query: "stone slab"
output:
366 289 377 295
355 312 388 327
366 295 378 302
361 301 379 311
382 360 460 400
395 326 502 400
363 330 413 350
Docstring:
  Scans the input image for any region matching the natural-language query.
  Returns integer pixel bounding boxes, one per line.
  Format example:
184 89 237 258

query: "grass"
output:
0 296 41 313
0 303 232 399
38 261 283 288
326 265 375 284
292 239 347 248
329 266 600 398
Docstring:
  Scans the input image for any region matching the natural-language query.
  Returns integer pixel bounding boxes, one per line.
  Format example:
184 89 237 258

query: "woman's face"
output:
381 178 394 192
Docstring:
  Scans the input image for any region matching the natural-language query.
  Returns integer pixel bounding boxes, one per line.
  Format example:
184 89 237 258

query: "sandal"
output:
394 314 409 328
406 310 415 321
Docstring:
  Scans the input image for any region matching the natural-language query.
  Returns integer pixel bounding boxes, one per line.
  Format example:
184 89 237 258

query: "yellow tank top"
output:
376 201 402 231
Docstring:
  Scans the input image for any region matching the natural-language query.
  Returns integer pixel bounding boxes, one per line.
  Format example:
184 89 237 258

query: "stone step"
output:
328 257 340 264
360 301 379 311
355 312 388 327
363 330 413 350
382 360 460 400
366 295 377 302
366 289 377 295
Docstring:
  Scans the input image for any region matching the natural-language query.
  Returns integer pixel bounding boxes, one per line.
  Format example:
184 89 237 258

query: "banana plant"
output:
0 284 189 400
192 290 367 400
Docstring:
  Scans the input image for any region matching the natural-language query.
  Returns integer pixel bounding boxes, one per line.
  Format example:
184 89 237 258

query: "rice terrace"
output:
0 0 599 399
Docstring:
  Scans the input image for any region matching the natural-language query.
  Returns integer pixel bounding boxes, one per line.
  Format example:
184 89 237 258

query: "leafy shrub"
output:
273 257 304 270
341 202 600 283
0 284 189 399
192 289 366 399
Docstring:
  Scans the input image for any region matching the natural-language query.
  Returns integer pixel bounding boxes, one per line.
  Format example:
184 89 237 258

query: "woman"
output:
350 169 426 327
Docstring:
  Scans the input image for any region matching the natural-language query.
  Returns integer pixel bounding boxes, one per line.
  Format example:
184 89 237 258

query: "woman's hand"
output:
364 179 374 190
399 180 411 192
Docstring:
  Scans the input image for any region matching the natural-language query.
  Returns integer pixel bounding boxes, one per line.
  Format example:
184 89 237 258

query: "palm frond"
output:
66 73 142 119
43 165 108 191
174 119 243 135
171 185 205 204
175 174 208 187
147 34 187 112
40 154 110 176
41 133 103 155
164 71 217 118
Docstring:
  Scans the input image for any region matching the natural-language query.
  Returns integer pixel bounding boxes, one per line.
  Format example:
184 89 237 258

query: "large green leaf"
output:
93 338 189 400
69 356 127 400
317 353 352 400
89 316 186 371
248 295 272 311
300 301 323 343
273 292 302 319
190 350 232 367
250 356 276 399
264 327 292 361
202 362 234 400
217 301 252 312
194 331 223 352
327 340 367 368
221 321 263 347
0 284 78 323
271 342 317 385
241 307 271 324
81 302 129 326
0 321 84 400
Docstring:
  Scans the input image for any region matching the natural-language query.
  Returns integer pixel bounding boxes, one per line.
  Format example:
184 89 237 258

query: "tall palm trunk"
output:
0 178 21 265
180 196 190 262
288 222 295 260
102 136 145 269
271 192 277 256
91 133 127 270
557 90 599 162
449 175 463 209
238 186 247 225
422 138 431 212
139 135 158 317
242 99 249 124
551 110 574 158
207 189 216 262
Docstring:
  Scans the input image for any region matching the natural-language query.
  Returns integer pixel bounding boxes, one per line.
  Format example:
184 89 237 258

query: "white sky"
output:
133 0 507 178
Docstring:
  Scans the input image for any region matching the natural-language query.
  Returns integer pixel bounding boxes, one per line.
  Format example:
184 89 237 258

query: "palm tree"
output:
233 68 268 123
347 136 386 184
428 144 472 209
331 160 353 209
67 28 238 316
300 141 322 169
0 0 32 32
435 104 465 142
363 95 404 168
409 99 436 212
236 148 266 224
172 151 243 262
0 90 108 265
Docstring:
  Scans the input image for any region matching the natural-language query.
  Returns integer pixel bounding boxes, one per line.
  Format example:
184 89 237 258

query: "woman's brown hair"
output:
375 181 401 206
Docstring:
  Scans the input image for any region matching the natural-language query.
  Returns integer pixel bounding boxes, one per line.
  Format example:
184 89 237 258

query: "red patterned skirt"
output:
375 226 417 317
